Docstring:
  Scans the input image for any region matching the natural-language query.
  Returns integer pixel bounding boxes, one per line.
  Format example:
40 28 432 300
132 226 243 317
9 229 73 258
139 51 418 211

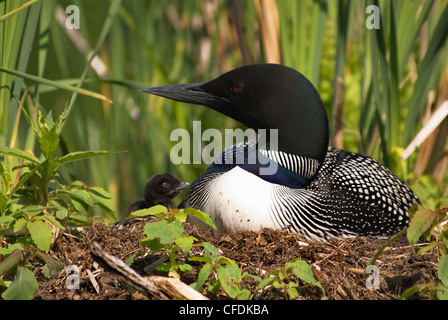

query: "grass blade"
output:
0 67 112 103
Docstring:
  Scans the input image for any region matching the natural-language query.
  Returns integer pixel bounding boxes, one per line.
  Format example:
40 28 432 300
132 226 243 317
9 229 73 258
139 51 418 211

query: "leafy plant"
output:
399 205 448 300
368 204 448 300
256 258 324 300
135 205 216 279
189 241 257 300
0 99 116 299
137 205 325 300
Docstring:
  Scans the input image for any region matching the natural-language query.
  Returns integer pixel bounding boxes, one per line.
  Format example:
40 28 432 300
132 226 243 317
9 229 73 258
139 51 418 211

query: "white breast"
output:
199 166 282 233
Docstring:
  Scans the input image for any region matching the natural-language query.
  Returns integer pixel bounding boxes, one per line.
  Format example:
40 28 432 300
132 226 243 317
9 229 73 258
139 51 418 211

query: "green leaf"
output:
89 186 114 211
0 145 39 164
56 150 120 165
183 208 216 230
217 265 238 298
36 111 59 160
436 282 448 300
0 244 23 257
178 263 193 273
13 217 27 232
200 242 220 258
27 220 52 252
236 288 251 300
59 189 93 207
256 276 275 290
128 205 167 219
0 66 112 103
140 238 164 251
217 262 243 299
288 259 323 292
194 262 213 290
144 220 183 244
155 263 171 273
1 267 38 300
407 206 438 245
0 215 15 225
438 255 448 288
175 235 196 253
287 285 300 300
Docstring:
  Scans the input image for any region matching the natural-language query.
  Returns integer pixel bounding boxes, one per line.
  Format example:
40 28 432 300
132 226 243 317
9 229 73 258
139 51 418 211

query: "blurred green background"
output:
1 0 448 219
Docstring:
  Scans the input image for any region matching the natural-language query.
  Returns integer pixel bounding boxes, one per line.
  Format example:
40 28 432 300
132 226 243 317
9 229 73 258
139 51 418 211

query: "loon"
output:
140 64 420 242
114 173 189 229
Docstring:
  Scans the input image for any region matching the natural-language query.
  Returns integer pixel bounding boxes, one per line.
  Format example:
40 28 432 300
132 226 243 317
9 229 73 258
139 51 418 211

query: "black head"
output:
140 64 329 164
143 173 189 202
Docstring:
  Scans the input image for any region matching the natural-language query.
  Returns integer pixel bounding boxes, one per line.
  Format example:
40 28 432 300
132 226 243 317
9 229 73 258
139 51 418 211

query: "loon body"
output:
141 64 419 241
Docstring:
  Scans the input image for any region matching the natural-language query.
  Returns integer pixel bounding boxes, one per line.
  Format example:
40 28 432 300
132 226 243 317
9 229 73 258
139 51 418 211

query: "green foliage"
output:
189 242 255 300
1 267 38 300
256 258 324 300
409 175 448 210
138 206 216 279
369 204 448 300
139 206 324 299
0 97 116 300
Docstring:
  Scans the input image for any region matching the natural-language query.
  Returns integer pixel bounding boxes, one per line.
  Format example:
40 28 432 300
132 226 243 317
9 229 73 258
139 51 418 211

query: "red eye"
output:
231 84 242 94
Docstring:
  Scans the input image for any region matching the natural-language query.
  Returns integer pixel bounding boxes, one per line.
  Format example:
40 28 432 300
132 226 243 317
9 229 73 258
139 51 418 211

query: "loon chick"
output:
140 64 420 241
114 173 189 229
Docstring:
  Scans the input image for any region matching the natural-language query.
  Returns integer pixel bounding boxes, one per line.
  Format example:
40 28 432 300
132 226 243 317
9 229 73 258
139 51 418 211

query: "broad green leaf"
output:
217 265 241 298
0 243 23 257
193 262 213 290
200 242 220 258
0 215 15 224
155 263 171 273
407 206 438 245
288 259 323 292
236 288 251 300
257 275 275 290
144 220 183 244
1 267 38 300
177 263 193 273
89 186 114 211
27 220 52 252
438 255 448 288
38 125 59 160
436 282 448 300
140 238 164 251
175 235 196 253
59 189 93 206
287 285 300 300
183 208 216 230
13 217 27 232
128 205 167 219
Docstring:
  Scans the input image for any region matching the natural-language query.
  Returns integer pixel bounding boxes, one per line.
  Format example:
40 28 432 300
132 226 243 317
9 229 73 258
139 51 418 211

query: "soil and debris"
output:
34 219 440 300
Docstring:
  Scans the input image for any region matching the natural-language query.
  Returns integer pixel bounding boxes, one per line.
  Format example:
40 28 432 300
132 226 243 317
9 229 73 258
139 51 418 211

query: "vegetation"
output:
1 0 448 300
133 205 323 300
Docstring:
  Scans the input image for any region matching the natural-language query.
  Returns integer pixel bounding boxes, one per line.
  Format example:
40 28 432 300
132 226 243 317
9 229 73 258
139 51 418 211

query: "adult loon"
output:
140 64 420 241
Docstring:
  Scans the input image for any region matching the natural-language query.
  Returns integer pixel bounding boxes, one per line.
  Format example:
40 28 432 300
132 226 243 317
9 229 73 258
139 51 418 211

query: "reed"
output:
1 0 447 216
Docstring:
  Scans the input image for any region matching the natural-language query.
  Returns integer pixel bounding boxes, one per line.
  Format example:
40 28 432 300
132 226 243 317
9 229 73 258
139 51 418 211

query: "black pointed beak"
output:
176 181 190 191
139 83 230 106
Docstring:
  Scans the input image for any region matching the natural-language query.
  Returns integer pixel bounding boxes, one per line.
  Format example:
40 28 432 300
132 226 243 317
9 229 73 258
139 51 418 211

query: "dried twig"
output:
90 241 207 300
